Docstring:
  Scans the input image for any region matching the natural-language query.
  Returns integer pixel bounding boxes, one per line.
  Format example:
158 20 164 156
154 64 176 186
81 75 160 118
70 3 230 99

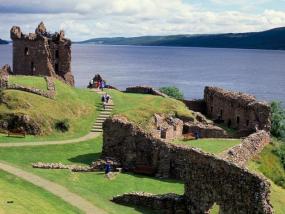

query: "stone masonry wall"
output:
221 130 270 167
126 86 168 97
10 22 74 86
204 86 271 135
181 99 206 114
103 116 273 213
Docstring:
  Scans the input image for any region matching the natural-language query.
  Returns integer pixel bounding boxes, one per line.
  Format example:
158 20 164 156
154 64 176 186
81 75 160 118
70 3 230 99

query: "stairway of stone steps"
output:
91 89 114 133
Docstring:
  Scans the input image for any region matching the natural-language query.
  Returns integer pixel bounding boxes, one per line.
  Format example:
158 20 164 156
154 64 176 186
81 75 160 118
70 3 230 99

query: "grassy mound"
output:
173 138 241 154
0 76 101 141
106 89 194 130
0 170 81 214
9 75 48 91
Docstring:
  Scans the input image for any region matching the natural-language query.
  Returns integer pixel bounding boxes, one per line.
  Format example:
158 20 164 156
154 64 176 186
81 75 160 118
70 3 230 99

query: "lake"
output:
1 44 285 103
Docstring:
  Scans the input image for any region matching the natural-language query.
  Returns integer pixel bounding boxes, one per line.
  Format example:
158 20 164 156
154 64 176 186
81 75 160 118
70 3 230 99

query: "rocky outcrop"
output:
183 122 228 138
10 22 74 86
221 130 270 167
126 86 168 97
104 116 273 213
204 86 271 135
0 113 42 135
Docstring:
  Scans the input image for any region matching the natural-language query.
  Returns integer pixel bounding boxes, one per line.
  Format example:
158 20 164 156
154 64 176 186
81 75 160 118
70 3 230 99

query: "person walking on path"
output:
101 94 106 110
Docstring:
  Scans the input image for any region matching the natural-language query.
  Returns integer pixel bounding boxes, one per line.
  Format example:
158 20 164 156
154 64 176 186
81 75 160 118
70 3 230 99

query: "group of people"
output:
88 74 107 91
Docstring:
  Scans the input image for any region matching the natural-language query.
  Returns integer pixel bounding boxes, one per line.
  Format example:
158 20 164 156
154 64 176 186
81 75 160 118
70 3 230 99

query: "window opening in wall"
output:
246 120 249 126
24 47 29 56
237 116 240 124
31 62 35 74
211 106 213 113
55 63 59 73
227 119 232 128
55 50 59 59
220 109 223 119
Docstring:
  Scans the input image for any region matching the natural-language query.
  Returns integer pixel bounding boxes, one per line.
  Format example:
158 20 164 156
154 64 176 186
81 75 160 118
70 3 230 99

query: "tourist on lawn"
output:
100 80 105 91
105 162 111 174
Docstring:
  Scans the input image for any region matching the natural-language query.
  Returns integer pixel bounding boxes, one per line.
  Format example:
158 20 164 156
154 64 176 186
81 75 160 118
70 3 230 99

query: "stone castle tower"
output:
10 22 74 86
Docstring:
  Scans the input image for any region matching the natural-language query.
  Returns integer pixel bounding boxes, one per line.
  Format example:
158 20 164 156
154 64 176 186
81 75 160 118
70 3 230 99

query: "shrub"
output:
55 119 70 132
271 101 285 140
159 86 184 100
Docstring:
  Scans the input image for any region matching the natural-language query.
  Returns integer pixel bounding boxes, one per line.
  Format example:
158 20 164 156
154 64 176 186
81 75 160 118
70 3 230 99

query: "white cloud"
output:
0 0 284 41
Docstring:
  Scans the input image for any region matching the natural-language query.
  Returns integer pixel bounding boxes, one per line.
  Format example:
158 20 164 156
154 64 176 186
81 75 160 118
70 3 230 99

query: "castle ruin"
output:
204 86 271 135
10 22 74 86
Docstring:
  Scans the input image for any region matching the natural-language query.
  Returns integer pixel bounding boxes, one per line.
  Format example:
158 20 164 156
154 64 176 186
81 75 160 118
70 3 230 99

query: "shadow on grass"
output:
68 152 101 165
123 172 184 185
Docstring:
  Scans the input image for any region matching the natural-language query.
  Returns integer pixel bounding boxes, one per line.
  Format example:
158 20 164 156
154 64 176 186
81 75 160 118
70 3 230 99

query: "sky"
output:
0 0 285 41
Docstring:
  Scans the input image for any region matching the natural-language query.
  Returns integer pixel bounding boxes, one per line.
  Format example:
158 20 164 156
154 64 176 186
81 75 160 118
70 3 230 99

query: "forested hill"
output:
77 27 285 50
0 38 8 44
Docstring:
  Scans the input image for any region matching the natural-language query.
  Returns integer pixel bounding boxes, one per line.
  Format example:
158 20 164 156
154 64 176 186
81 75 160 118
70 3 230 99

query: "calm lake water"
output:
1 44 285 103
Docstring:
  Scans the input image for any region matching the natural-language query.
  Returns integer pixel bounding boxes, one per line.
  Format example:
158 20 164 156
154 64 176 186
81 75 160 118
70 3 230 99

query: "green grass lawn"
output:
106 89 194 130
0 77 101 143
9 75 48 91
172 138 241 154
0 136 184 214
0 170 82 214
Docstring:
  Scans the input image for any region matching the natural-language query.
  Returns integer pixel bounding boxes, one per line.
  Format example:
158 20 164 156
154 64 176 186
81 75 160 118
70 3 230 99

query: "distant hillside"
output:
77 27 285 50
0 38 8 45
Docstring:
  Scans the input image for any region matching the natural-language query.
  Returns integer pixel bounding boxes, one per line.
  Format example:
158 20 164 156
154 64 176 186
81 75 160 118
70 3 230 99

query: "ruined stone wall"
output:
204 86 271 135
113 192 186 213
104 117 273 213
182 99 206 114
221 130 270 167
10 22 74 86
0 65 11 88
12 38 55 77
126 86 168 97
183 122 228 138
103 116 270 179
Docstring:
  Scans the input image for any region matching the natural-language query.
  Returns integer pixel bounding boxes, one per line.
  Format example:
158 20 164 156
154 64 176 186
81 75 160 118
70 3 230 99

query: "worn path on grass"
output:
0 161 107 214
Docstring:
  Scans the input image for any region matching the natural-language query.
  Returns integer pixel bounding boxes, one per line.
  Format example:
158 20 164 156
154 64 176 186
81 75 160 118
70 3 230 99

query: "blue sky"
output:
0 0 284 41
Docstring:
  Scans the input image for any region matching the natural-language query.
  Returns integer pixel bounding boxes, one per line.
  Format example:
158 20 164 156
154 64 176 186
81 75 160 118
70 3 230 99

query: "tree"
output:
271 101 285 140
159 86 184 100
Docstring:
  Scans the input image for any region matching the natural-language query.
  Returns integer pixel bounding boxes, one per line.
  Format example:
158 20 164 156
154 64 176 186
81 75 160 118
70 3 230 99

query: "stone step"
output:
98 114 110 117
97 116 109 119
91 129 103 132
96 119 106 122
100 111 112 115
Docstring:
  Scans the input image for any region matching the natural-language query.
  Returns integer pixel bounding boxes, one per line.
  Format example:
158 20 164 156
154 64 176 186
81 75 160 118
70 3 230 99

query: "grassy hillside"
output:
173 138 241 155
248 139 285 188
0 76 101 142
0 170 81 214
78 27 285 50
106 89 194 130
